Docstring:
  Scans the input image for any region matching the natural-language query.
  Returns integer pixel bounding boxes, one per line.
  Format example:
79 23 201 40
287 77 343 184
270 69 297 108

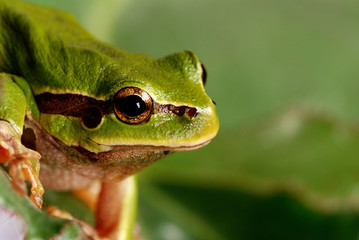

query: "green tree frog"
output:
0 0 219 238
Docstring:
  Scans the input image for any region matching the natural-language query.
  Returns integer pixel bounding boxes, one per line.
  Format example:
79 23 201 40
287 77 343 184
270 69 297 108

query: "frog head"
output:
36 50 219 179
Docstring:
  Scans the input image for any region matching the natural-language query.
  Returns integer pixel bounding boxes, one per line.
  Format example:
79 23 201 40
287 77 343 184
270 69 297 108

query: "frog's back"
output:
0 0 92 67
0 0 135 97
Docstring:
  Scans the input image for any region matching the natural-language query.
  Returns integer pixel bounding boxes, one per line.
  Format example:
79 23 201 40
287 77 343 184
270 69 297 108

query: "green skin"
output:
0 0 218 151
0 0 218 237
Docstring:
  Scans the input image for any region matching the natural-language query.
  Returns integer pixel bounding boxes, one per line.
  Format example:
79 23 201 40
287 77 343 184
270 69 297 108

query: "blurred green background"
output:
21 0 359 239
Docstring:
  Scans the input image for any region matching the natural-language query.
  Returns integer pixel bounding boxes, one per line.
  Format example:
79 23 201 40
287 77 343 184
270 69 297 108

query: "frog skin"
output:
0 0 219 238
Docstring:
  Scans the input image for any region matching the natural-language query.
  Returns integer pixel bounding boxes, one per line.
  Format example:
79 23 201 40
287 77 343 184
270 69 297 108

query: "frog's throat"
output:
68 138 211 163
35 92 198 119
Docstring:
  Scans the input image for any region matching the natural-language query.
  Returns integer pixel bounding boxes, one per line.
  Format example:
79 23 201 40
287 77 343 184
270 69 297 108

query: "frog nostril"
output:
212 100 217 105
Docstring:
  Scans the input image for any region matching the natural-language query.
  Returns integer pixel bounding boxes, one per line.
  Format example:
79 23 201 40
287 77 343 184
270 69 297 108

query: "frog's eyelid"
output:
200 62 207 86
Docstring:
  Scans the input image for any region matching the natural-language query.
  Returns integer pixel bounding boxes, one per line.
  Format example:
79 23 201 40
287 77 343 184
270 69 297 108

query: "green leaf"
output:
0 168 86 239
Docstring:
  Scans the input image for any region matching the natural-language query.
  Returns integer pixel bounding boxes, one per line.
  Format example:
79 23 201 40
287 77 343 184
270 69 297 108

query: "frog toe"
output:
0 120 44 208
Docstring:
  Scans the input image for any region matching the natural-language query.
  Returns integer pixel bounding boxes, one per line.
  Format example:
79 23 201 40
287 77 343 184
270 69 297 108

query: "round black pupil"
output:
116 95 146 117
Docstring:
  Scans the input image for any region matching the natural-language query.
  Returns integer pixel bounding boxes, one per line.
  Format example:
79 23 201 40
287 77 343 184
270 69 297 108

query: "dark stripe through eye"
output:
35 93 111 117
36 91 199 127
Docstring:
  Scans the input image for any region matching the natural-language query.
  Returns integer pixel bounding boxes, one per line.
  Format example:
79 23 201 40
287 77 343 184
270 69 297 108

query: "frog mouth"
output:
87 137 212 153
71 138 212 165
120 139 211 151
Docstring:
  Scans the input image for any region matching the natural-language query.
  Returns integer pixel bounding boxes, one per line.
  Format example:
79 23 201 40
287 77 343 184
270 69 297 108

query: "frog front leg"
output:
0 73 44 208
74 177 138 239
96 177 137 239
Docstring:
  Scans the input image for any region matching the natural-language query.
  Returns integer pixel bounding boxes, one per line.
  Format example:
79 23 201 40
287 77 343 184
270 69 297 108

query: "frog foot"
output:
47 206 100 239
0 120 44 208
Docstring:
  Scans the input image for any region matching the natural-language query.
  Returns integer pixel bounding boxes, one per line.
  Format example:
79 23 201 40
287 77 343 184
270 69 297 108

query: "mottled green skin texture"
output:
0 0 218 152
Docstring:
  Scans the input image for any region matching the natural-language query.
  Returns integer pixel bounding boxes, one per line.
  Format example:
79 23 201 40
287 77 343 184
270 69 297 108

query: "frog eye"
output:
200 62 207 86
114 87 153 124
